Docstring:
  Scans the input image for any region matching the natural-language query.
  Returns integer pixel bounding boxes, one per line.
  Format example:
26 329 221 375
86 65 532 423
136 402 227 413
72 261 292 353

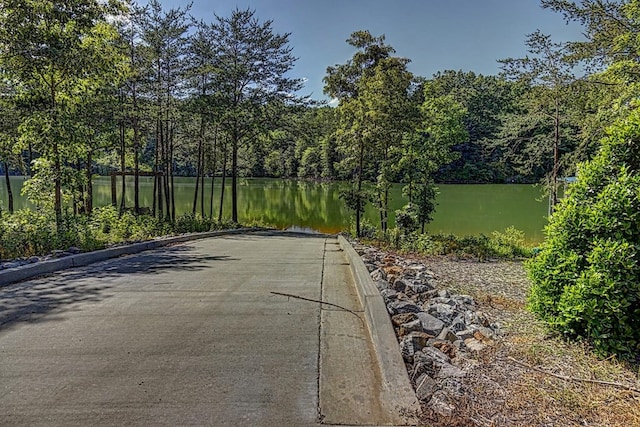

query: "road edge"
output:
338 235 421 425
0 228 258 287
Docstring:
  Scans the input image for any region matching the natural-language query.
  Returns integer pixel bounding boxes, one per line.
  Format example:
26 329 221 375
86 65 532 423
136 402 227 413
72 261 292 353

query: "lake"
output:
0 176 548 243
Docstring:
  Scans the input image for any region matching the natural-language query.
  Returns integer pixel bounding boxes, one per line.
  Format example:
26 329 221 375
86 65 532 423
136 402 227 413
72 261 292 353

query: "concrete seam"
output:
316 237 328 424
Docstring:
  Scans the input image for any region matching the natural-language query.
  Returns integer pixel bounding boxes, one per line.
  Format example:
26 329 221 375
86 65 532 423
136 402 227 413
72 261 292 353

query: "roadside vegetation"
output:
0 207 237 260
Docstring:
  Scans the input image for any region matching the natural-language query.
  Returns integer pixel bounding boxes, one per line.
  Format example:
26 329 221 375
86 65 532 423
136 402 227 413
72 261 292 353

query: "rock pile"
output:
355 243 501 417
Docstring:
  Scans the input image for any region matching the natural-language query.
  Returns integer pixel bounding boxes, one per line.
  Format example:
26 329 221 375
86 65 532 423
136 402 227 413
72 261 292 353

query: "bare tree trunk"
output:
119 118 126 215
170 123 176 222
192 138 202 216
231 134 238 223
4 161 13 214
209 130 218 220
551 100 560 214
86 150 93 215
218 139 228 223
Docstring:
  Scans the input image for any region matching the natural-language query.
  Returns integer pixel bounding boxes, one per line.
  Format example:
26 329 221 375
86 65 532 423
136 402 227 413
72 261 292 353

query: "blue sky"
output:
153 0 584 101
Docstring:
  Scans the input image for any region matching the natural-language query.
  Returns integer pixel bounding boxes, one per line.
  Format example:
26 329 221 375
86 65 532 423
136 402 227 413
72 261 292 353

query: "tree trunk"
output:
231 134 238 223
192 133 202 216
551 100 560 214
356 137 365 237
4 161 13 214
219 140 228 222
133 112 140 215
155 118 163 220
119 118 126 215
170 124 176 222
86 150 93 215
209 131 218 221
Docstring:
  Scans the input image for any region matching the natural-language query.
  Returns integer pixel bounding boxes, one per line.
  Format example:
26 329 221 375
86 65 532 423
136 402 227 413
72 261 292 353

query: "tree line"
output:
0 0 638 237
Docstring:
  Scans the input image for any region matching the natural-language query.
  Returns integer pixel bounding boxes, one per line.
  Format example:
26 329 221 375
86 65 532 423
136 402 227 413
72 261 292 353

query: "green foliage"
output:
369 227 532 261
394 203 419 234
174 213 213 234
490 226 531 258
526 110 640 360
0 205 246 260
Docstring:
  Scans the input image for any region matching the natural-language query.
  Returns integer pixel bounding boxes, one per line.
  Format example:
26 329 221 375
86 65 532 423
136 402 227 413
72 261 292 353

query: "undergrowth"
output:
0 206 239 260
354 224 534 260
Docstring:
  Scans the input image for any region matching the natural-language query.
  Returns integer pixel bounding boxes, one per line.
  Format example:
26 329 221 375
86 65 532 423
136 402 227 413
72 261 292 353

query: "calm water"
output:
0 176 548 243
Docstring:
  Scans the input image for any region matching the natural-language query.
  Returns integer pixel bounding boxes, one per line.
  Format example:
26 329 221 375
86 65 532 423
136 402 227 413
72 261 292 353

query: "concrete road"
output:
0 234 333 426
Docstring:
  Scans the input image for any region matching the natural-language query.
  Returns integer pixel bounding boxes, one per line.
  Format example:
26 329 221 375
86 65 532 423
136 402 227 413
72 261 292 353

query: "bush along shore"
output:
353 240 640 426
0 206 239 265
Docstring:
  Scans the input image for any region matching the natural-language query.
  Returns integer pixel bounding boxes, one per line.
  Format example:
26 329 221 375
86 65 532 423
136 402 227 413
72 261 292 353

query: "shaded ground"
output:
404 255 640 427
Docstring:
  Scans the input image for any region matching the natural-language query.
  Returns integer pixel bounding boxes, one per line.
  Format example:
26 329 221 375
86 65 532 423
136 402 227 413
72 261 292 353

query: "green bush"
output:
0 209 57 258
526 110 640 360
369 227 531 261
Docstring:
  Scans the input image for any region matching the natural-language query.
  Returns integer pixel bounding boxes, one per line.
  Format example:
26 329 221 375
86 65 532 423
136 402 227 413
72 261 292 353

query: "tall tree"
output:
500 31 579 210
209 8 303 223
0 0 126 229
139 0 191 222
324 30 399 236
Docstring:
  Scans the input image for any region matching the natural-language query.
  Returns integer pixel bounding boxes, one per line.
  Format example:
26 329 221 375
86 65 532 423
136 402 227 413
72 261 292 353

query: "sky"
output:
152 0 584 102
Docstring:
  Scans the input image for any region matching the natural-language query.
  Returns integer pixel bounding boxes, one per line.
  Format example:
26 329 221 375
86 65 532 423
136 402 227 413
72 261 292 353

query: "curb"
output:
0 228 257 287
338 235 421 425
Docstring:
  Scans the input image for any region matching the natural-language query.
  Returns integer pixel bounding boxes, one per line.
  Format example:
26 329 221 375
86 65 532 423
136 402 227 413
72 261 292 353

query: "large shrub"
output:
527 110 640 359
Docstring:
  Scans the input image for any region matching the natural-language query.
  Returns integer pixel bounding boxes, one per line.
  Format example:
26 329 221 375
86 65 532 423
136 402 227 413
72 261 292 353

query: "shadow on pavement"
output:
0 245 236 332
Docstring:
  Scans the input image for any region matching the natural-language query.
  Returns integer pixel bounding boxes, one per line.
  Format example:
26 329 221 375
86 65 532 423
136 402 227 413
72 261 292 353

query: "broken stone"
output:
374 279 390 292
425 303 455 324
400 336 415 363
370 268 387 282
405 331 433 352
387 300 421 315
399 319 423 336
429 391 454 417
391 312 417 327
455 329 478 340
415 374 437 401
422 345 451 365
416 312 445 336
379 288 398 302
391 278 406 292
464 338 487 353
437 327 458 343
435 362 466 379
431 340 457 359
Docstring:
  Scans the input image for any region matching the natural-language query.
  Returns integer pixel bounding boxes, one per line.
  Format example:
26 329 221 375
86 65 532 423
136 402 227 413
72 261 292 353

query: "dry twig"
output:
507 356 640 394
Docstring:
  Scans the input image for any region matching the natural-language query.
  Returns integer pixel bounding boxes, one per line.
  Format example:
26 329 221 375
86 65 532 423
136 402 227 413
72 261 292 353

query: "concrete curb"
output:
0 228 257 287
338 235 421 425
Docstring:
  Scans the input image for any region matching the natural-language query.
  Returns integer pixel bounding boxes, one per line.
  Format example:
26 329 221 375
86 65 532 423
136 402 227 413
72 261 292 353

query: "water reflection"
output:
0 177 547 242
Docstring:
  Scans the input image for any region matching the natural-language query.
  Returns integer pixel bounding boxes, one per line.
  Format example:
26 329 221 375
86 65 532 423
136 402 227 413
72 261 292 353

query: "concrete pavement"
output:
0 233 418 426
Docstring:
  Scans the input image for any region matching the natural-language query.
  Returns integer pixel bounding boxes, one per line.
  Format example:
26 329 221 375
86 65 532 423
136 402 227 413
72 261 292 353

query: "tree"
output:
0 0 127 229
209 8 303 223
426 71 517 183
359 57 415 232
325 31 403 236
139 0 191 222
0 82 21 214
401 87 467 232
500 31 580 210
